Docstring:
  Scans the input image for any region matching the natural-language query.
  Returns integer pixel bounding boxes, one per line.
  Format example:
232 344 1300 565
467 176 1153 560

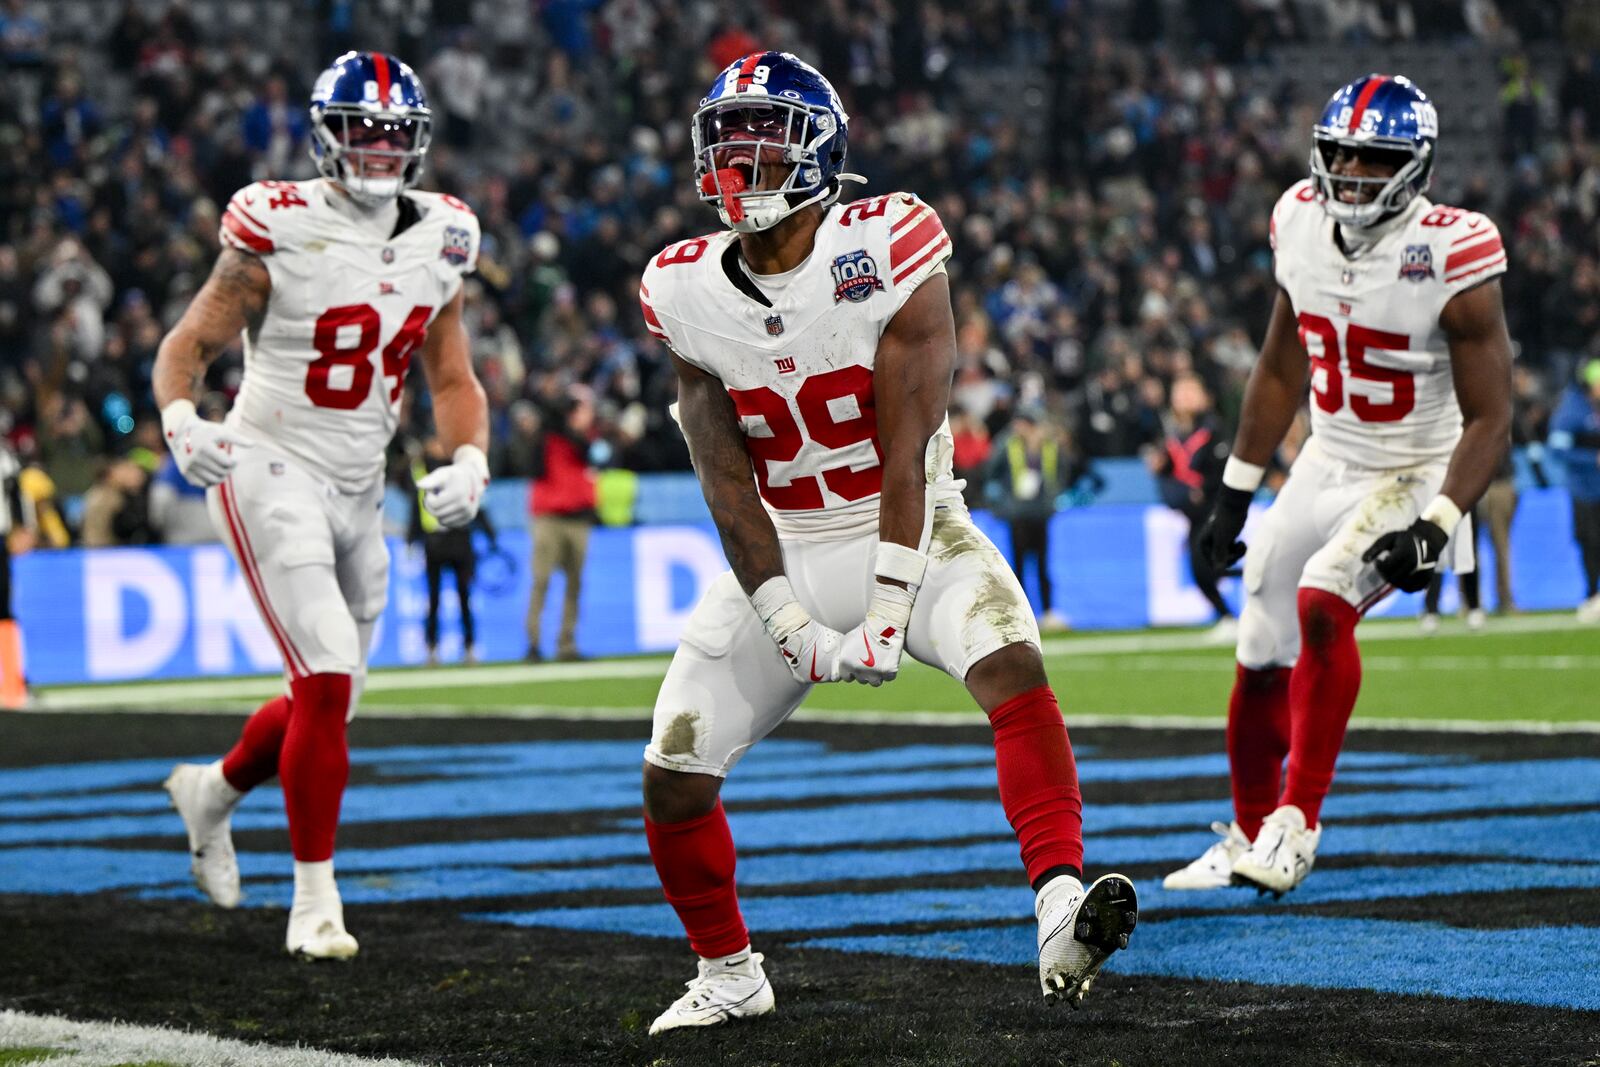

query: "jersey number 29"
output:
1297 312 1414 423
305 304 433 410
727 365 883 509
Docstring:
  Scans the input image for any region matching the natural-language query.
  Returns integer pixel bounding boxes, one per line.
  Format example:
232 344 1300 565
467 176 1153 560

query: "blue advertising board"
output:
11 489 1587 685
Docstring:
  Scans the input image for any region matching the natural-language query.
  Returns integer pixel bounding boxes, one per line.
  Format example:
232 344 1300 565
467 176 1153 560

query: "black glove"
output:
1361 517 1449 593
1197 484 1253 573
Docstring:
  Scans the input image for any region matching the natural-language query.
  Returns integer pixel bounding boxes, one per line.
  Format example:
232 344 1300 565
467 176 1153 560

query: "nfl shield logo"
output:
1399 244 1435 282
765 314 784 336
382 247 395 264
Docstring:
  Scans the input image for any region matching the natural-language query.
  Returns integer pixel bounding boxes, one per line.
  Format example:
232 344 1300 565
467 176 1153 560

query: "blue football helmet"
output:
1310 74 1437 229
691 51 862 233
309 51 432 206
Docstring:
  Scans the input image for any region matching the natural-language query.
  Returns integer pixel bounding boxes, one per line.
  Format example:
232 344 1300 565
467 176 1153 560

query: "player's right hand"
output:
1197 484 1253 573
751 576 844 685
771 614 846 685
161 401 242 489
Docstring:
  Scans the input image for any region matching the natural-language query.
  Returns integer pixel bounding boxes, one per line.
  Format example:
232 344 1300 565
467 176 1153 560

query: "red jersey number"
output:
261 181 308 211
655 238 709 268
1297 312 1414 423
305 304 434 410
727 365 883 510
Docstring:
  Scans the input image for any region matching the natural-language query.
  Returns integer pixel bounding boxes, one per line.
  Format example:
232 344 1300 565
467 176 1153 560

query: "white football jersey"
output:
1271 178 1507 468
218 179 479 493
641 192 962 540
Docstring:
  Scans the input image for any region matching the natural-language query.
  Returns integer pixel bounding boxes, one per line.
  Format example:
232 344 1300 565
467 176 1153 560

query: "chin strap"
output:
715 172 868 233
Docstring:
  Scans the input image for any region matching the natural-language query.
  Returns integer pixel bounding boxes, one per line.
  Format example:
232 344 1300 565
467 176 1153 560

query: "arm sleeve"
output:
219 185 276 255
1441 215 1507 295
883 193 953 317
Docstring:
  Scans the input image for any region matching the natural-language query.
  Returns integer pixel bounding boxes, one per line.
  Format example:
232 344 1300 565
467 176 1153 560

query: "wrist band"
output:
874 541 928 588
160 399 197 441
751 575 800 625
1420 494 1463 532
1222 455 1265 493
453 443 489 481
868 581 916 631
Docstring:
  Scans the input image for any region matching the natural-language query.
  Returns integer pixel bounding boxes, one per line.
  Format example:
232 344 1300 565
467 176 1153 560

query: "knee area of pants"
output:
1297 594 1349 649
295 604 362 675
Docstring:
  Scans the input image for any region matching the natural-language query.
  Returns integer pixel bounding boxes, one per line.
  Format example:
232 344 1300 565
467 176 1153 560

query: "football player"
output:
153 52 489 958
1164 75 1511 895
636 53 1137 1033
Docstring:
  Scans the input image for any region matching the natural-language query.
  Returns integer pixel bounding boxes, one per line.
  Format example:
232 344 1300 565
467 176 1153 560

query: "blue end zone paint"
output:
5 737 1599 1011
802 917 1600 1012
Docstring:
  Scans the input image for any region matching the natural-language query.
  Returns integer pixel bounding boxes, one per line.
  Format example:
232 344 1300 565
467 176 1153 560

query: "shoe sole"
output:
287 940 360 962
1230 861 1310 898
1042 874 1138 1007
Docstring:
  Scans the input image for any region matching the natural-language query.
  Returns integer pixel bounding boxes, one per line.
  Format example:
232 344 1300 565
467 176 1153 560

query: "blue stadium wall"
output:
13 487 1587 685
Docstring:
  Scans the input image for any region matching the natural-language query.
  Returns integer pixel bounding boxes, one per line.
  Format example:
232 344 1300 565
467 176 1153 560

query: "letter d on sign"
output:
633 527 727 650
85 550 188 680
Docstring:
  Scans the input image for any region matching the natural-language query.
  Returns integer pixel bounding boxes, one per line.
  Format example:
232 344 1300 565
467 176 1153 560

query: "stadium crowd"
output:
0 0 1591 545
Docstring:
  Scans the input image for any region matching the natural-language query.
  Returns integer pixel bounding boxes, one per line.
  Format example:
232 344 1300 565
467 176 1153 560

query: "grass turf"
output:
356 619 1600 722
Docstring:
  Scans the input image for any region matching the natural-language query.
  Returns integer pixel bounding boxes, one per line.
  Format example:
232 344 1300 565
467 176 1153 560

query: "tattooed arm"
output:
672 351 784 595
152 248 271 408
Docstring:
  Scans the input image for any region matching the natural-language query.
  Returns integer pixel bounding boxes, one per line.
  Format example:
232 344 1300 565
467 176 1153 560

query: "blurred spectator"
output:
949 405 992 508
407 438 497 665
1148 373 1235 638
148 457 214 544
242 76 308 178
526 388 596 661
79 457 151 547
1549 360 1600 622
427 30 489 150
983 407 1094 631
0 440 33 707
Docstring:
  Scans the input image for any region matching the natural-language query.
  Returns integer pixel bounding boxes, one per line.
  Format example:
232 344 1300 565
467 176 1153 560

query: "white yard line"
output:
31 613 1594 712
0 1009 428 1067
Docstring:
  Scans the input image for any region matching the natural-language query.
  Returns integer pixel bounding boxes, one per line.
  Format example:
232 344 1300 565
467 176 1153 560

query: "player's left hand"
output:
417 445 489 529
836 581 916 686
1362 517 1449 593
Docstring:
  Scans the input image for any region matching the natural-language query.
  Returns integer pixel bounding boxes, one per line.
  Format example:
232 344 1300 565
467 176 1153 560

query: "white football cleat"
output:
1418 612 1440 635
163 762 241 909
1230 804 1321 896
649 949 775 1035
1205 616 1240 644
1162 820 1251 890
1576 594 1600 624
286 895 359 960
1466 608 1486 631
1039 610 1071 632
1036 873 1138 1005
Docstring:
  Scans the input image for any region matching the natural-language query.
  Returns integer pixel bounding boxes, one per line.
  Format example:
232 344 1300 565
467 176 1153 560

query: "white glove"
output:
836 541 926 686
416 444 489 528
836 581 915 686
161 399 243 488
752 576 844 685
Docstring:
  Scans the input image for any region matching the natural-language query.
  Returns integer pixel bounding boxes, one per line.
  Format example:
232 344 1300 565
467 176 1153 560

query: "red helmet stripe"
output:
1346 75 1389 134
735 51 765 91
373 52 393 105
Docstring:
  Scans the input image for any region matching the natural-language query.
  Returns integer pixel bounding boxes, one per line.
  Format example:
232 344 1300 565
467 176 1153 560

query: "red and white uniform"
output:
640 193 1040 777
1238 182 1505 668
211 179 479 686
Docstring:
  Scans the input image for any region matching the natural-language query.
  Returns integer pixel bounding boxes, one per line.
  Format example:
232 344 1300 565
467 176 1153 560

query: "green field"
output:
41 613 1600 725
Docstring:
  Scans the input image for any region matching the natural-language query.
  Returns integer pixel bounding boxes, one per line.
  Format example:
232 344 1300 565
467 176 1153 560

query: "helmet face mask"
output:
691 53 856 233
1309 74 1436 230
309 52 432 207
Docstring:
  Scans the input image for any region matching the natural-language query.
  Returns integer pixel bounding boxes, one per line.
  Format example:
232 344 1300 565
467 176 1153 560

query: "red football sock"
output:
987 685 1084 883
221 695 290 792
279 673 352 863
1227 664 1293 840
1281 589 1362 826
645 800 749 959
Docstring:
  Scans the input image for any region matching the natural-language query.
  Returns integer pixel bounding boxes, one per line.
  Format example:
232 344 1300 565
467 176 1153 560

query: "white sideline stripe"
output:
0 1009 428 1067
29 613 1594 712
